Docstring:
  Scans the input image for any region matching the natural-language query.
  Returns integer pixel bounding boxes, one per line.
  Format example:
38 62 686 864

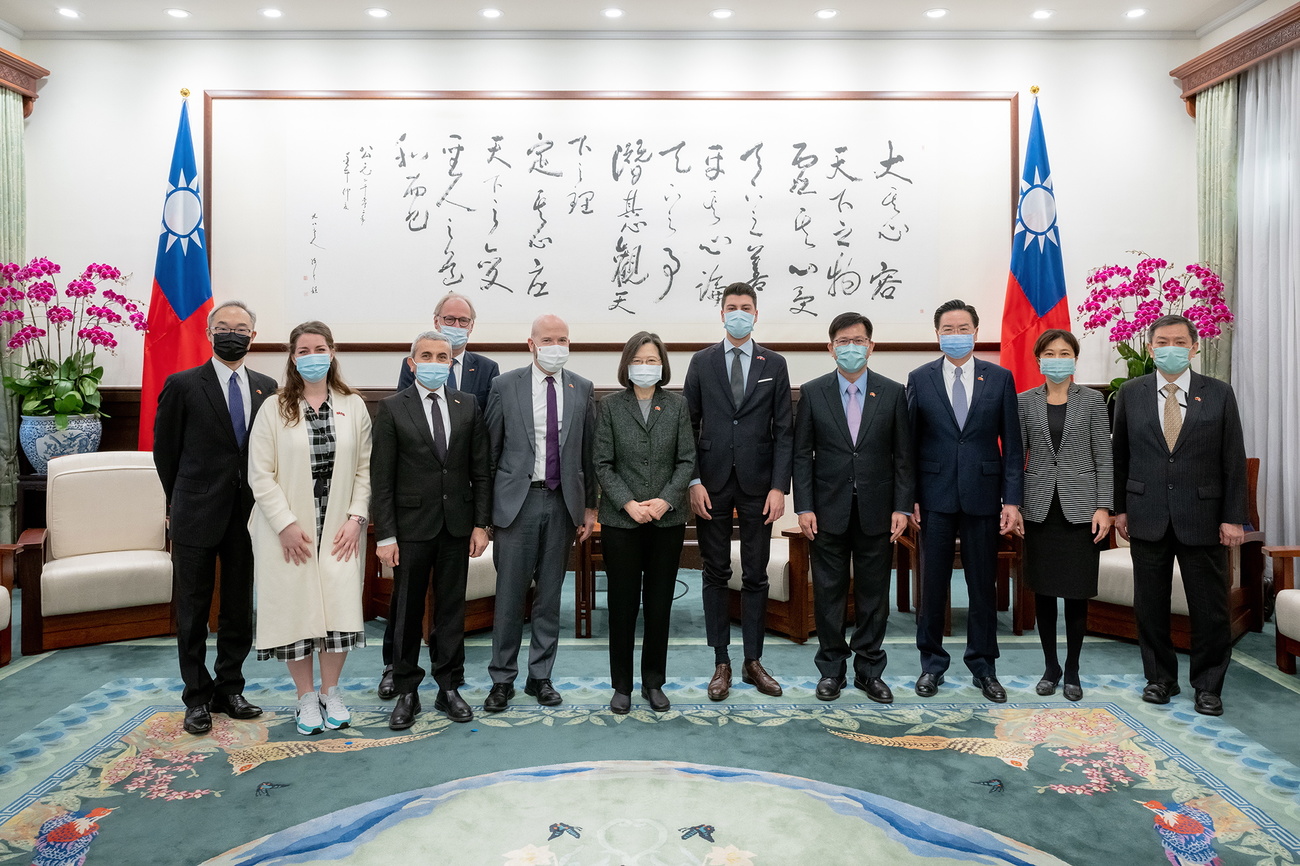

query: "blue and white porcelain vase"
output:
19 414 103 475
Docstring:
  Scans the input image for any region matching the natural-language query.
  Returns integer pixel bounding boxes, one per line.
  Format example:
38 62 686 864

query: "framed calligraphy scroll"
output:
205 90 1018 347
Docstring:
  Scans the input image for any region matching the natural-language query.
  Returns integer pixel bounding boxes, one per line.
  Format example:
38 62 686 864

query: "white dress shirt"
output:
379 381 451 548
942 356 973 407
531 363 564 480
1154 367 1192 423
211 356 251 428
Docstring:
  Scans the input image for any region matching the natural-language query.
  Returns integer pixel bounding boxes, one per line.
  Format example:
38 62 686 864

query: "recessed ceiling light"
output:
260 8 282 18
56 8 81 18
924 8 948 19
165 8 190 18
815 9 838 19
602 8 624 18
710 9 734 20
1125 8 1147 18
1031 10 1053 19
366 8 390 18
480 8 502 18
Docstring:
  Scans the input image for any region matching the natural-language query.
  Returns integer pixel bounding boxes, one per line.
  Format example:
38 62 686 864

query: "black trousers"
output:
172 505 254 709
389 532 470 694
696 470 772 661
916 509 1000 679
810 497 893 680
602 522 686 693
1130 527 1232 694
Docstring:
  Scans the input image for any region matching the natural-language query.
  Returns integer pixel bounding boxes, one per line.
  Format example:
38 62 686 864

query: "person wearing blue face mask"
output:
1016 329 1113 701
793 313 913 703
1112 314 1247 716
247 321 372 736
905 299 1024 703
370 330 492 729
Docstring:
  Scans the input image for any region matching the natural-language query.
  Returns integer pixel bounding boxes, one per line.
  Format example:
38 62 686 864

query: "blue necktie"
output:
228 371 246 446
448 359 458 392
952 365 968 429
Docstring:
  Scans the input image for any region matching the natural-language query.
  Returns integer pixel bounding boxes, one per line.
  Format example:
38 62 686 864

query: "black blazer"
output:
1017 384 1113 524
905 357 1024 516
370 384 492 542
682 340 794 497
593 388 696 530
1112 372 1247 546
153 361 278 547
793 369 914 535
396 349 500 411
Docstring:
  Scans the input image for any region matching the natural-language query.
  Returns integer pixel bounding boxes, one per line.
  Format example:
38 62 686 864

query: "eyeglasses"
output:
439 315 473 328
211 327 253 336
832 338 870 347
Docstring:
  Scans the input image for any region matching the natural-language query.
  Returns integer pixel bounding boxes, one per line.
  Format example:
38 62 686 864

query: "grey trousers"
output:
489 487 577 684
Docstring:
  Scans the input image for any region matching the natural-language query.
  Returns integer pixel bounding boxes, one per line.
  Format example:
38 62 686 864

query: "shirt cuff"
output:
377 536 397 548
689 478 701 487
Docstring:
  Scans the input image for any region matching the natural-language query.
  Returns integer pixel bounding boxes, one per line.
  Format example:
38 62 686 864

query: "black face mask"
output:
213 332 251 362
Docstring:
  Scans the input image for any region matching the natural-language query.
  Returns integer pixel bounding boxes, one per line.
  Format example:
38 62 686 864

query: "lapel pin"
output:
977 376 985 382
654 405 662 411
869 392 876 397
337 411 346 417
757 355 766 361
1194 396 1202 402
255 389 263 395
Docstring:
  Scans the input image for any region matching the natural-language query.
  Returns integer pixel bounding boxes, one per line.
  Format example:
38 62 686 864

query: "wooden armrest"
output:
1242 530 1265 545
18 527 47 548
780 528 804 539
0 543 19 592
1263 546 1300 558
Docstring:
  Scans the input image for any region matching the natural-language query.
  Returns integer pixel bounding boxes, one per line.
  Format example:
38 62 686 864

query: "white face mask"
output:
535 344 569 373
628 364 662 388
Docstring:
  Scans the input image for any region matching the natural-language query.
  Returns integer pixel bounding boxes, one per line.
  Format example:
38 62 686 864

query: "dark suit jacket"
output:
396 349 500 411
153 361 277 547
370 384 492 542
1017 384 1113 524
793 369 914 535
593 388 696 530
905 357 1024 516
682 340 794 496
1111 372 1247 546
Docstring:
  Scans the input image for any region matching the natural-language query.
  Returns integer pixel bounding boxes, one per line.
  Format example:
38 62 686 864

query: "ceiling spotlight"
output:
1125 8 1147 17
165 8 190 18
815 9 838 19
260 8 282 18
924 8 948 19
1031 10 1053 19
710 8 733 19
480 8 503 18
366 7 390 18
56 8 81 18
602 8 624 18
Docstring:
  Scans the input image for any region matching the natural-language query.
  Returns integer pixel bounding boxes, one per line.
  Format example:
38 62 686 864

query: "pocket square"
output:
757 377 773 384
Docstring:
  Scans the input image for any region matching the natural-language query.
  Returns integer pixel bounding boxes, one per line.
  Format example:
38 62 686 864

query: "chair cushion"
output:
47 452 166 560
378 541 497 602
0 584 9 628
727 538 791 602
1095 548 1190 616
40 550 173 616
1276 589 1300 642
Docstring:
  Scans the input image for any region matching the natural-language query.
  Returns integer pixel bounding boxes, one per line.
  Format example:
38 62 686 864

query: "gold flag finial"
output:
1030 85 1040 95
180 88 191 98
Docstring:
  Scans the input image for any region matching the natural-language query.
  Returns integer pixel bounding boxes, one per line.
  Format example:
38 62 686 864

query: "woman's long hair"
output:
278 320 356 425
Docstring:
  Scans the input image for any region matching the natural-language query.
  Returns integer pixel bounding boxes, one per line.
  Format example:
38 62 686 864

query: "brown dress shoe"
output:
741 659 783 697
707 663 732 701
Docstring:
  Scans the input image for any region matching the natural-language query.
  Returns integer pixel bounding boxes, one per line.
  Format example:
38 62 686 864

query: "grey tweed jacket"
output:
1017 383 1114 524
593 388 696 530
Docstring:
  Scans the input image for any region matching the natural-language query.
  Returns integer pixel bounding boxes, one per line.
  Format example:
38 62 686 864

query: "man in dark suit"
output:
1113 314 1247 716
906 298 1023 703
372 331 492 729
794 312 913 703
153 300 278 734
379 291 498 699
683 281 793 701
483 314 597 712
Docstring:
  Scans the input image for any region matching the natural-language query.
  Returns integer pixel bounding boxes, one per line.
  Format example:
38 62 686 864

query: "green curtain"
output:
1195 78 1238 382
0 89 24 543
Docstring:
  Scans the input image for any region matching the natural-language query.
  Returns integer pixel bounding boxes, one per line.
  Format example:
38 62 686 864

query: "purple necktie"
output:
228 371 246 447
846 383 861 444
545 375 561 490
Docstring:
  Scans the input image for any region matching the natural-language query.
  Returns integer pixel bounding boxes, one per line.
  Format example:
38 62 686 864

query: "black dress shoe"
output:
484 683 515 712
377 665 397 700
183 704 211 735
641 686 671 712
854 676 894 704
973 676 1007 703
1034 673 1060 696
610 692 631 714
434 689 474 723
815 677 845 701
1194 689 1224 716
914 672 944 697
210 693 263 719
525 677 562 706
389 693 421 730
1063 683 1084 702
1142 682 1181 705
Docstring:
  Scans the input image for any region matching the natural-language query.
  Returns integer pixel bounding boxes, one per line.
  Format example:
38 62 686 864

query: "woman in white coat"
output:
249 321 372 735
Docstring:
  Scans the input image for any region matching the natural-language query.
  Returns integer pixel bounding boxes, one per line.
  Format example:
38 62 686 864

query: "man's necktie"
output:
952 365 968 429
448 359 458 392
846 383 861 444
545 375 561 490
1162 383 1182 451
427 392 447 462
228 371 246 447
730 347 745 407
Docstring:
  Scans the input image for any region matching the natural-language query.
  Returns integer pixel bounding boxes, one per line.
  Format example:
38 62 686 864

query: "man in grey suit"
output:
1113 314 1247 716
794 312 913 703
483 314 597 712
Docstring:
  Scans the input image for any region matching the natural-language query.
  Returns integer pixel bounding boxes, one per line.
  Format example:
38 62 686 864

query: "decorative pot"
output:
19 414 103 475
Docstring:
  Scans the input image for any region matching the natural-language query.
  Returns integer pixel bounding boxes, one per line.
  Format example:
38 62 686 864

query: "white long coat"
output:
248 390 372 651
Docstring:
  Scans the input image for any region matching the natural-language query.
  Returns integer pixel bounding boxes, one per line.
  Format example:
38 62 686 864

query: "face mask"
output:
834 344 868 374
294 353 331 383
535 344 569 373
724 310 755 340
939 334 975 360
414 362 451 391
1152 345 1191 375
628 364 662 388
212 332 250 363
1039 358 1076 383
440 325 469 349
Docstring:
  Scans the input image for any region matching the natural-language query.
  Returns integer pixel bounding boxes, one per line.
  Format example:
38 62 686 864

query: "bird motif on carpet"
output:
226 730 441 775
29 807 116 866
1138 799 1222 866
829 731 1035 770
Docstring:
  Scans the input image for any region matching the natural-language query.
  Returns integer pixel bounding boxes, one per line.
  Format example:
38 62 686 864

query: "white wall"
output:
16 34 1202 388
1197 0 1297 51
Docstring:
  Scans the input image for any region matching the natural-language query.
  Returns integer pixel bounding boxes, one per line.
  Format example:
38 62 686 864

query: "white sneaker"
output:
296 692 324 735
319 686 351 730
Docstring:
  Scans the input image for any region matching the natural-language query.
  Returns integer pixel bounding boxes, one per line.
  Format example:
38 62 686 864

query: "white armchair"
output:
0 542 16 666
726 494 817 643
363 532 500 634
1265 546 1300 674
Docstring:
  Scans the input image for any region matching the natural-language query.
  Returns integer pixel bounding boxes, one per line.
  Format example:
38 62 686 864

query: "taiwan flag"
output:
138 100 214 450
1000 97 1070 391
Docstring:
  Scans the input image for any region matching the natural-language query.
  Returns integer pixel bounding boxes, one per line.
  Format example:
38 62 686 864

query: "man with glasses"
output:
154 301 278 733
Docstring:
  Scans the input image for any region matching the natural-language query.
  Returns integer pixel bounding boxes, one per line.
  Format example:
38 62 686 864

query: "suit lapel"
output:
743 344 768 407
817 377 854 448
1030 387 1052 454
965 359 987 420
199 362 241 449
514 369 537 456
458 351 477 394
1141 376 1170 451
1060 384 1085 453
713 342 739 410
401 386 442 463
927 360 960 429
560 370 578 446
1171 374 1205 454
854 375 882 447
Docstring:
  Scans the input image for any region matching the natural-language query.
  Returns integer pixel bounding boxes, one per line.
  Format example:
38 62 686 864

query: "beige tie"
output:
1162 383 1182 450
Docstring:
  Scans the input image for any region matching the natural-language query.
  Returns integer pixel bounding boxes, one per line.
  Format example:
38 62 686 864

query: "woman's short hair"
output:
616 331 670 389
1032 328 1080 357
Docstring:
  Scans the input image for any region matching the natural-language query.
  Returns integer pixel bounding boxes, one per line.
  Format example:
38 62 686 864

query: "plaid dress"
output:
259 396 366 662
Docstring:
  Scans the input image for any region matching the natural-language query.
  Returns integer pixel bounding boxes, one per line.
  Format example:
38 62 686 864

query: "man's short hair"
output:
433 291 476 321
411 330 451 356
828 312 873 341
933 298 979 330
720 282 758 308
208 300 257 329
1147 314 1198 343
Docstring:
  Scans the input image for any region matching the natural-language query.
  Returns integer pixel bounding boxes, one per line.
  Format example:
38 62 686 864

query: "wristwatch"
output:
350 515 368 526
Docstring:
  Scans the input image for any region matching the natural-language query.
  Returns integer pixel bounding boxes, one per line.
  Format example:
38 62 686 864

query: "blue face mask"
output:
1152 345 1192 375
627 364 662 388
294 353 331 383
414 361 451 391
834 344 868 374
938 333 975 360
440 325 469 349
724 310 755 340
1038 357 1076 383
